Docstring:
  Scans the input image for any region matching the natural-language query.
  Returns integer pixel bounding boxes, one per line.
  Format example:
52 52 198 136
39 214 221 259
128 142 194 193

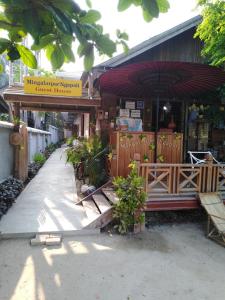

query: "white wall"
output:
27 127 51 163
0 121 14 182
48 125 59 144
64 129 72 139
28 126 60 162
0 121 61 181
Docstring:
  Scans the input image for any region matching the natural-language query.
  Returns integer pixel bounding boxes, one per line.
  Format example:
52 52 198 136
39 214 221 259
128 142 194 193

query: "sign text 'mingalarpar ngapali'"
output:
24 76 82 97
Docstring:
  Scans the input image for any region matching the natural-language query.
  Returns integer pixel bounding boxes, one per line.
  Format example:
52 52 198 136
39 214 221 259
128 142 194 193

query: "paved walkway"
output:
0 148 89 237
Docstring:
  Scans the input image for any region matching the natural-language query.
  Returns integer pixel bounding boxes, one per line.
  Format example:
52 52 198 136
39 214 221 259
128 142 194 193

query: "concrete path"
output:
0 148 90 237
1 224 225 300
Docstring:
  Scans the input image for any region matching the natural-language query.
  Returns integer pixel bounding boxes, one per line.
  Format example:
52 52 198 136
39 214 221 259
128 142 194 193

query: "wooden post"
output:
206 154 213 192
13 103 20 179
12 103 28 182
89 107 96 137
18 124 28 181
88 72 93 98
134 152 145 233
183 101 189 162
80 114 84 137
13 103 20 122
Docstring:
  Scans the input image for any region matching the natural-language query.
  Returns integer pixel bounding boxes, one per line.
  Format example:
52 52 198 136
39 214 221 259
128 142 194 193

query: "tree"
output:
0 0 170 71
195 0 225 67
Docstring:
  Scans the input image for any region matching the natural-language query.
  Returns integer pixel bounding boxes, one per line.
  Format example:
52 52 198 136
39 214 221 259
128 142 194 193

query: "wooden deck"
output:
139 162 225 211
79 161 225 215
145 196 200 211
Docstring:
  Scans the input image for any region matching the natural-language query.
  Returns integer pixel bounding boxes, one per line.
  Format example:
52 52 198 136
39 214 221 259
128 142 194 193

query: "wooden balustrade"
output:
139 162 225 196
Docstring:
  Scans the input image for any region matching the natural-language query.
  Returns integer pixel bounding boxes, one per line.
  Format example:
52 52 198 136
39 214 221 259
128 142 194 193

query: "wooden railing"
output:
139 162 225 196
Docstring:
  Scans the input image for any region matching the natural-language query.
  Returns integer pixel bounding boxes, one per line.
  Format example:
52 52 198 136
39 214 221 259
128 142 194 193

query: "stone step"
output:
82 199 100 221
30 234 62 246
102 188 119 204
92 194 112 213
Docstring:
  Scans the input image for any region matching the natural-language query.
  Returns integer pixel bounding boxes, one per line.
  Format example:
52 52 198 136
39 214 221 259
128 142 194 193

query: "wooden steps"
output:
77 181 116 229
102 188 119 204
82 199 100 221
92 194 111 213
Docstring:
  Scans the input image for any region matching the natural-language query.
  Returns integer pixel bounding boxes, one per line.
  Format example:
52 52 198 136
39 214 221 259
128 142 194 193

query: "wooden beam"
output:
12 103 20 180
21 106 91 113
145 198 200 211
4 92 101 107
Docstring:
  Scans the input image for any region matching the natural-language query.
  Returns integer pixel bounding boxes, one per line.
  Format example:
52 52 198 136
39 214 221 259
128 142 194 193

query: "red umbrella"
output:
99 61 225 98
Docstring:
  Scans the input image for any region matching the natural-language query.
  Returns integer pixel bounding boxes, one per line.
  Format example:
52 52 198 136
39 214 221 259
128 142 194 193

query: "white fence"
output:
0 121 14 182
0 121 60 181
48 125 59 144
28 127 51 163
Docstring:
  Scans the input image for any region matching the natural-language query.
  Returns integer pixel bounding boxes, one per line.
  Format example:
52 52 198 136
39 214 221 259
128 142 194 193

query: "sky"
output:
0 0 200 76
53 0 200 76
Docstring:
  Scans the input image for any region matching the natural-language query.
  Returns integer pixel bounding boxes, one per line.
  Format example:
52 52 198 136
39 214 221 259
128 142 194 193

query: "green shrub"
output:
45 143 56 152
33 153 46 164
66 135 108 187
113 161 147 234
0 113 9 121
66 135 77 146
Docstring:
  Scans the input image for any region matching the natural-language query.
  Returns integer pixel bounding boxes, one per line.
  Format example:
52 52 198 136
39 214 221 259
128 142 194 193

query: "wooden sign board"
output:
24 76 82 97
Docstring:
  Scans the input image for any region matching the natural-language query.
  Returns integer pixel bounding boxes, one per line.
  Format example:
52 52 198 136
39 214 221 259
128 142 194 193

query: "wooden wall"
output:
121 28 203 66
109 131 183 177
157 132 183 164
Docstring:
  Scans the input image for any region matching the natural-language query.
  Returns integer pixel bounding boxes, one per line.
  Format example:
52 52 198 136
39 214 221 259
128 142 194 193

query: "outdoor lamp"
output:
163 102 171 112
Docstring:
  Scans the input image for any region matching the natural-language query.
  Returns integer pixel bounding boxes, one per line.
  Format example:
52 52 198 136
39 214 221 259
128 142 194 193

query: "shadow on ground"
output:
1 223 225 300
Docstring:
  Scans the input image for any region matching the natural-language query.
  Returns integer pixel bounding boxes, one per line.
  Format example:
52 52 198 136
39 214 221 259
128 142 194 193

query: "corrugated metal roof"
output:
95 15 202 69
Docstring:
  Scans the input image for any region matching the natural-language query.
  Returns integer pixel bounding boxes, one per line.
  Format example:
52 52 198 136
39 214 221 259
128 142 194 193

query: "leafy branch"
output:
0 0 170 72
195 0 225 67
